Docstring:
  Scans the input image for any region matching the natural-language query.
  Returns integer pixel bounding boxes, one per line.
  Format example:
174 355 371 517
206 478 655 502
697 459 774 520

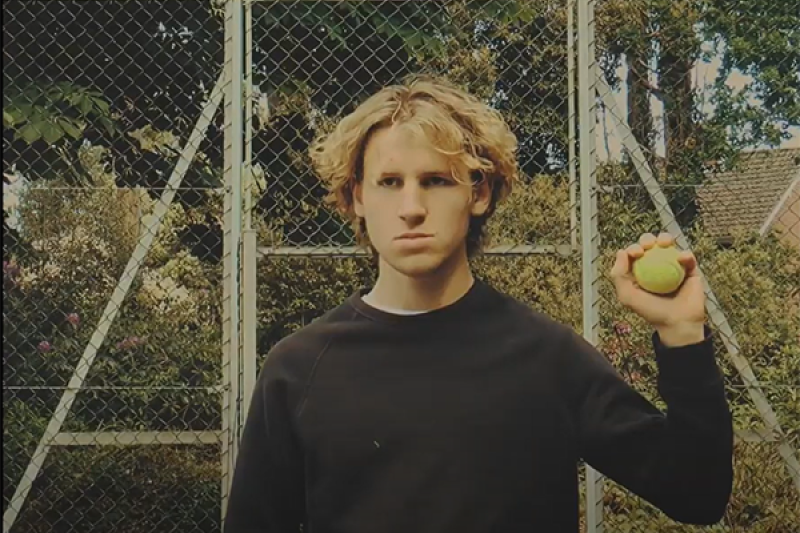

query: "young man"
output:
223 77 733 533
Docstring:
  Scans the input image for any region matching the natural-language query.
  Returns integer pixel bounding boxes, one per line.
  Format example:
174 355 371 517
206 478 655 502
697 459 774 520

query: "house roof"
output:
697 147 800 240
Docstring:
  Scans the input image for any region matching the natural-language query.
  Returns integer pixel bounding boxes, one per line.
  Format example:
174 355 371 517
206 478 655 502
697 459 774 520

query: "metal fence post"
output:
221 0 245 525
241 0 258 434
568 0 578 251
578 0 603 531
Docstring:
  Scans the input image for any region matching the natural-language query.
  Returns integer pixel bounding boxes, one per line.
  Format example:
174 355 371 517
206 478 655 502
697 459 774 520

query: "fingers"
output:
677 250 699 276
625 244 645 259
656 232 674 247
609 250 636 304
638 233 656 249
609 249 630 281
638 232 675 250
617 232 700 281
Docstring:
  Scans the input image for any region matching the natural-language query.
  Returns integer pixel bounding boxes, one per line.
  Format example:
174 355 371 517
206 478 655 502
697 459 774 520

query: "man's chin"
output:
381 251 455 279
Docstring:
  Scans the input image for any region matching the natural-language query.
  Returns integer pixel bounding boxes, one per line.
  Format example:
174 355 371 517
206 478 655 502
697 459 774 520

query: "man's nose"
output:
398 185 427 221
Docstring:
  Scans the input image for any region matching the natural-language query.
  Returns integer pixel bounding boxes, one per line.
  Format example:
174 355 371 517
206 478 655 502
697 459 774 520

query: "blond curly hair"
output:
309 75 519 257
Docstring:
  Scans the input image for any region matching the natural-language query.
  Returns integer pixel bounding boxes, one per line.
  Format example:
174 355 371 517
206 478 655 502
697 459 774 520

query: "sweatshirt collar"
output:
347 277 495 328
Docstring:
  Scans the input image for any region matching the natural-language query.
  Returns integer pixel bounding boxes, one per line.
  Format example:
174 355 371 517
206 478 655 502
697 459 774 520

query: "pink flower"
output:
613 321 632 336
116 339 131 350
116 336 146 350
66 313 80 327
38 341 52 352
3 260 20 280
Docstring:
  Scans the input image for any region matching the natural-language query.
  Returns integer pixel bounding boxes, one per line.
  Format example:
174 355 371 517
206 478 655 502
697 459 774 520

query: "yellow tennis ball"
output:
632 245 686 295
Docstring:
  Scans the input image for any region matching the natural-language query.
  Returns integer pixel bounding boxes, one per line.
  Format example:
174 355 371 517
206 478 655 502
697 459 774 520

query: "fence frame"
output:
576 0 606 530
3 1 798 532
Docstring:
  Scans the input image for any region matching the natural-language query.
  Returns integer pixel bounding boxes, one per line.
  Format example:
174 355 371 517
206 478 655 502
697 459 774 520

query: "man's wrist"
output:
656 322 706 348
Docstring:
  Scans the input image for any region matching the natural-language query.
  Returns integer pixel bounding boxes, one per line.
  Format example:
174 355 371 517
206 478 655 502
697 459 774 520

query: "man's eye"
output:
379 178 401 187
428 176 452 186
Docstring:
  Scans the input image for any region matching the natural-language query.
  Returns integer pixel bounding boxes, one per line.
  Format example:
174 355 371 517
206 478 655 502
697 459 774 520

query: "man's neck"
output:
364 253 475 313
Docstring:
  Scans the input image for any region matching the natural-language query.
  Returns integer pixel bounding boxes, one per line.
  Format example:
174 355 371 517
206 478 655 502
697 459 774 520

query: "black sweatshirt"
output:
224 278 734 533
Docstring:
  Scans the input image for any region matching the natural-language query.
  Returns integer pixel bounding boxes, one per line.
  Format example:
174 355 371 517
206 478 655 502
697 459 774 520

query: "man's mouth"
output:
396 233 433 240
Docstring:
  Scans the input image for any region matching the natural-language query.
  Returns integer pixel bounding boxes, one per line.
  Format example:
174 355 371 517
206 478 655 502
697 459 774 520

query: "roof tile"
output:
698 148 800 239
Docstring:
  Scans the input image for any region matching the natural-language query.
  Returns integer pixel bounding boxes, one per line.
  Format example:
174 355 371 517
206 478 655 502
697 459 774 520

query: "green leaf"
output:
66 91 84 107
92 97 110 116
405 32 424 49
78 96 93 116
16 123 42 144
10 103 33 120
47 86 67 103
99 116 116 136
518 5 537 24
28 105 51 123
425 37 446 57
325 24 347 48
477 1 506 20
58 118 85 139
370 14 386 31
41 121 64 144
21 85 45 105
3 109 20 127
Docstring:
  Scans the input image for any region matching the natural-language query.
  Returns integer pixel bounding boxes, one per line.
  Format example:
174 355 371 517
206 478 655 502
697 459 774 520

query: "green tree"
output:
600 0 798 175
699 0 800 151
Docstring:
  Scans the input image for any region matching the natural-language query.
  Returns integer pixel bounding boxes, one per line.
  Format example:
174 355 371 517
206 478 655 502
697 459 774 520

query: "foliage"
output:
3 82 117 145
5 161 799 533
3 1 798 531
249 0 574 247
3 148 224 529
592 208 800 532
598 0 799 182
700 0 800 140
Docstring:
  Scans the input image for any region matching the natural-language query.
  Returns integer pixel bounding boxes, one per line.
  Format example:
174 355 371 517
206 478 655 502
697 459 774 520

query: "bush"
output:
3 172 224 531
4 165 798 531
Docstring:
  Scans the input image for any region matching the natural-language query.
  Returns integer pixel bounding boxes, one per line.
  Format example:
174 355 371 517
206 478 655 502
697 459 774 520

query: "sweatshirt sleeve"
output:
223 339 309 533
566 325 734 525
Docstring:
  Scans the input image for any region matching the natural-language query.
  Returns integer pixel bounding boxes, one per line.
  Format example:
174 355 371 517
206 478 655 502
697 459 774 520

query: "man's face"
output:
354 124 490 278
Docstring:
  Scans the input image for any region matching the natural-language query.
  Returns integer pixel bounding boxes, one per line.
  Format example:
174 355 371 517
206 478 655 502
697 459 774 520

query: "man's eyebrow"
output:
420 170 452 177
377 170 452 178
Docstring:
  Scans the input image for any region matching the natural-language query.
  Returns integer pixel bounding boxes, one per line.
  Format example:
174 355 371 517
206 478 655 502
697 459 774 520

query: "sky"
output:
597 44 800 162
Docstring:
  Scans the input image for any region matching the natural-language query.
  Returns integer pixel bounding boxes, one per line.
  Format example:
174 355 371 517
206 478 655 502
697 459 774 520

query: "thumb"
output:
609 249 630 285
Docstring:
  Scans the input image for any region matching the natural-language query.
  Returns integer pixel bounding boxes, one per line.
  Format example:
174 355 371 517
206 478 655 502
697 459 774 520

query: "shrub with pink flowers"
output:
7 166 798 532
3 181 223 532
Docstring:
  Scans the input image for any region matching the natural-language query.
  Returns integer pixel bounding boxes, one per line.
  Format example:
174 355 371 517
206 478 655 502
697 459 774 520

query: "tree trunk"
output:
625 6 656 172
660 52 696 175
655 0 700 177
627 48 655 163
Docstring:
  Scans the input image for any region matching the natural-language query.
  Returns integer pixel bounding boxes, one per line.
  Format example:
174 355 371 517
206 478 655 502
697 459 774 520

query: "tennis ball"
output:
632 245 686 295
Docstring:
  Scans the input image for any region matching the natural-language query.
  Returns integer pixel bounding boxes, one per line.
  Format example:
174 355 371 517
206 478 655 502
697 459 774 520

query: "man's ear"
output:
353 181 365 218
470 177 492 217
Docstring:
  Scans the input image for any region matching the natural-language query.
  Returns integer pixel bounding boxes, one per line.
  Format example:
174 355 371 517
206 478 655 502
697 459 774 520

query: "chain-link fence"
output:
3 1 798 533
3 1 234 532
588 0 800 531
